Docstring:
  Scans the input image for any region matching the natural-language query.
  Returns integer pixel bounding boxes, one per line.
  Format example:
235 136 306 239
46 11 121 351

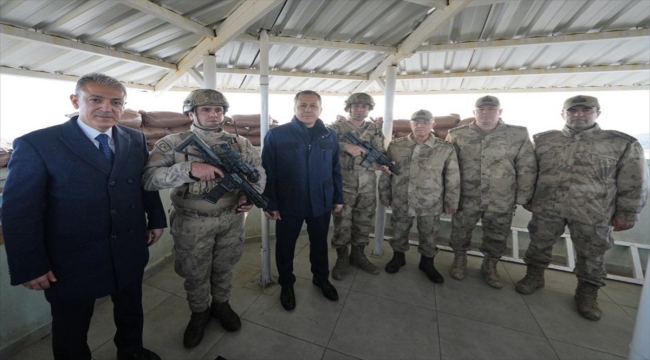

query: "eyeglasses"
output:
565 107 595 114
410 120 432 126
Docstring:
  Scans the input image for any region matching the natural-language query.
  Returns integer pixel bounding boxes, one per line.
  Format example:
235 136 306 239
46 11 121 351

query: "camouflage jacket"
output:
446 120 537 212
143 126 265 212
328 119 385 193
378 134 460 217
531 123 648 225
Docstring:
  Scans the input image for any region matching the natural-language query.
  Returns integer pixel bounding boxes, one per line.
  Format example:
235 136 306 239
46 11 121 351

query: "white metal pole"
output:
202 53 216 89
259 30 274 287
629 260 650 360
373 66 397 256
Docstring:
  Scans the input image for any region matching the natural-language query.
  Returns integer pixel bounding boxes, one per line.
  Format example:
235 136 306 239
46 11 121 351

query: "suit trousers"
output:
275 211 332 286
48 280 144 360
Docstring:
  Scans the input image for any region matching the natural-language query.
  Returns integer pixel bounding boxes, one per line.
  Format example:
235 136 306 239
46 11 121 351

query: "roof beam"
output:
395 64 650 79
417 29 650 52
154 0 283 93
235 33 395 53
401 0 448 9
354 0 473 92
211 67 366 81
114 0 215 38
0 24 176 70
0 66 154 91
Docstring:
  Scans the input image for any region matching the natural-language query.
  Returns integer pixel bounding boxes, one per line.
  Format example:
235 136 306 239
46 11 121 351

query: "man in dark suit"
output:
2 73 167 360
262 90 344 311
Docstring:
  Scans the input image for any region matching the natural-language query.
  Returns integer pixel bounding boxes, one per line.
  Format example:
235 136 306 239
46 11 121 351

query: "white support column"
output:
372 65 397 256
629 259 650 360
202 53 217 89
258 30 274 287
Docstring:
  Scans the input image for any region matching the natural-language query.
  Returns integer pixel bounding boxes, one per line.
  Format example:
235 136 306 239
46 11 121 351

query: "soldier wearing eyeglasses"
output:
445 95 537 289
378 109 460 283
516 95 648 321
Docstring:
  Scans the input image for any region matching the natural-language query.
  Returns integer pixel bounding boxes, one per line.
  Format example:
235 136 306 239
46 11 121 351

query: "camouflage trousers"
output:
390 213 441 258
170 207 245 312
331 191 377 248
524 212 614 287
449 208 514 257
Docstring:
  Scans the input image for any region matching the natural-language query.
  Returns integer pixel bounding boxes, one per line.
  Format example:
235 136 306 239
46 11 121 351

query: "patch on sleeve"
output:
155 140 172 152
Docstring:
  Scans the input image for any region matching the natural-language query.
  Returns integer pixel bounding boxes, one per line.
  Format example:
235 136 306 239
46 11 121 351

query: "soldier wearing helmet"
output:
327 92 386 280
143 88 265 347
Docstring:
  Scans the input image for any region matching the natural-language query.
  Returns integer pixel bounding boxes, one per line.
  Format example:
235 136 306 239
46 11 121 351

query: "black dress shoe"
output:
312 278 339 301
117 348 161 360
280 285 296 311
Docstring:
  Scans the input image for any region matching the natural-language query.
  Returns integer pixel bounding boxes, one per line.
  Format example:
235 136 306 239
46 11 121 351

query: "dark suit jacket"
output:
2 117 167 302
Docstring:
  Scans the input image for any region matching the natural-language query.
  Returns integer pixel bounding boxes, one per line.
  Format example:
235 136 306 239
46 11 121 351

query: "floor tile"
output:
92 295 224 360
438 312 558 360
142 260 184 294
523 290 634 357
201 321 325 360
5 336 54 360
322 349 362 360
549 339 626 360
328 291 439 360
601 279 642 308
351 256 436 310
436 273 544 336
620 304 638 320
241 277 348 347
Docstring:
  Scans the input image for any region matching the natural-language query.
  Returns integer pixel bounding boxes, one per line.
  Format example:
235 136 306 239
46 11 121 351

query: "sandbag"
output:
433 115 460 128
392 120 412 133
169 125 191 134
230 114 262 128
0 147 12 168
458 117 474 127
118 109 142 129
141 126 171 139
141 111 191 128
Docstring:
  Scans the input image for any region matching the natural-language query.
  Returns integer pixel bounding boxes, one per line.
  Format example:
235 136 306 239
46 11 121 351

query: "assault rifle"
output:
175 133 268 209
341 131 399 175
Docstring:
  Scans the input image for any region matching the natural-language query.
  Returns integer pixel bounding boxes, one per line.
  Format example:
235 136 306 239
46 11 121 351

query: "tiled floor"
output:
8 235 643 360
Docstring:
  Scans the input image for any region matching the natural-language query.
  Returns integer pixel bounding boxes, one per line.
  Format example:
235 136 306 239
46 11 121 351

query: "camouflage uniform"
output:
525 123 649 286
143 126 265 312
446 120 537 257
328 120 385 248
378 134 460 257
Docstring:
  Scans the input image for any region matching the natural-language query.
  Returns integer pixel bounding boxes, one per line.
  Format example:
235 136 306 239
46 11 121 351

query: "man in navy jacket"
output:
262 90 344 311
2 73 167 360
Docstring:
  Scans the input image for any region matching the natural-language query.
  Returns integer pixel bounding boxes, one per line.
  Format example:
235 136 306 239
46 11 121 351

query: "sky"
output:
1 74 649 149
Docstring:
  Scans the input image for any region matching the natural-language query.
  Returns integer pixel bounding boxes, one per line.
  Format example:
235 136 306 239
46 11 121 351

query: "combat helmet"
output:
183 89 229 115
344 93 375 112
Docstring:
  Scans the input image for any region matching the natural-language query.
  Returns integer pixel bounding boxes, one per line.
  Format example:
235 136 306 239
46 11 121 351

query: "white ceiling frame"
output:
353 0 474 92
395 64 650 79
417 29 650 52
402 0 448 8
0 24 176 70
187 68 204 84
235 33 395 53
211 67 366 81
154 0 283 93
369 85 650 95
0 66 155 90
114 0 215 38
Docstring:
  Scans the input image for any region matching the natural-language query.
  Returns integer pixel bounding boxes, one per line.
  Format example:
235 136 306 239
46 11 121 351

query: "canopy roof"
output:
1 0 648 94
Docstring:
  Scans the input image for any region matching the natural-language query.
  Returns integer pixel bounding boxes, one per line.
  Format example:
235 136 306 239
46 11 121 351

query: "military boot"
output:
575 280 602 321
481 256 503 289
349 245 380 274
515 265 545 295
449 251 467 280
331 247 349 280
419 255 444 283
183 308 211 348
211 300 242 332
385 252 406 274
